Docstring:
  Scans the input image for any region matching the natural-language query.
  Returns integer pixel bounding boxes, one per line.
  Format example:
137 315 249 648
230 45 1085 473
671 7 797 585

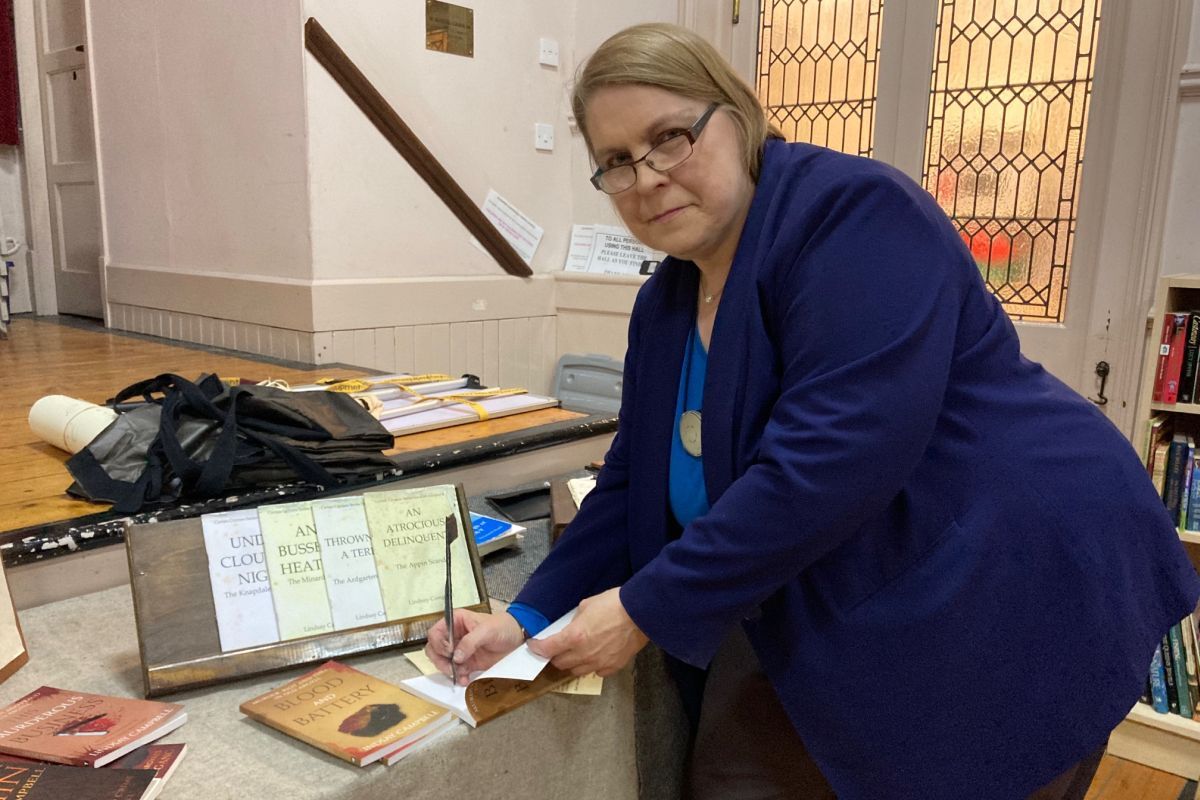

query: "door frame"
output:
13 0 56 316
678 0 1193 437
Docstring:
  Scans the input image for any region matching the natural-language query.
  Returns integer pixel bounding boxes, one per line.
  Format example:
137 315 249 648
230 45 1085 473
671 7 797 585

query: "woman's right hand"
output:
424 608 525 685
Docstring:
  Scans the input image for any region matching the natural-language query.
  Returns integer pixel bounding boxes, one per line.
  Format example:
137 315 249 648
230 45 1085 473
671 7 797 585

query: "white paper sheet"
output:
482 190 543 264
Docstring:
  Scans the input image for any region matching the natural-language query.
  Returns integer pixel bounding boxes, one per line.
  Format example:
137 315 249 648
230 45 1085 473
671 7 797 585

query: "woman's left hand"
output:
526 587 649 677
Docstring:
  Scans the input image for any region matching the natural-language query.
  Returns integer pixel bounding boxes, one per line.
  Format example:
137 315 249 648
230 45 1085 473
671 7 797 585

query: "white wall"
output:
90 1 311 281
304 0 575 279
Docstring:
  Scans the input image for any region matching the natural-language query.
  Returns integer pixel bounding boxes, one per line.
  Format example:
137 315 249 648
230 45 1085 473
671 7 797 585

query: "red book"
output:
1164 313 1191 404
0 687 185 767
1154 314 1175 402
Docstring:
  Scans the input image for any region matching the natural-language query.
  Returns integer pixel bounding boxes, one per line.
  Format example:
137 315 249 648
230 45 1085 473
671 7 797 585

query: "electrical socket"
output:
535 123 554 152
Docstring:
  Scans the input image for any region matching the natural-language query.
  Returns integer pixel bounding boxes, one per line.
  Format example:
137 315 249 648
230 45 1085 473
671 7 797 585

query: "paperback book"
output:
240 661 453 766
0 759 155 799
108 743 187 800
0 687 185 767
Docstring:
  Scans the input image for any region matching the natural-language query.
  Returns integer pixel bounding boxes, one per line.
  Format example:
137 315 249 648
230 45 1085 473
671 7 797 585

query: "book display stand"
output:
1107 274 1200 779
124 484 490 698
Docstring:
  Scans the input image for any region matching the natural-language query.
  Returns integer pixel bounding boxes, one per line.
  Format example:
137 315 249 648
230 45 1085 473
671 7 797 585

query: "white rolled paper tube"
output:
28 395 119 454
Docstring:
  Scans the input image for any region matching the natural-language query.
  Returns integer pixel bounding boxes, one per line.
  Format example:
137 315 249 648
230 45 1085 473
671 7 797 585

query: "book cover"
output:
380 715 458 765
108 743 187 800
402 609 577 727
1180 311 1200 403
1182 437 1197 529
1179 616 1200 722
364 487 479 621
259 501 335 641
1162 312 1190 404
240 661 452 767
201 508 280 652
0 687 185 767
1153 315 1176 403
469 512 526 556
1143 413 1170 472
1169 622 1193 718
1161 634 1180 714
1163 434 1190 522
1149 643 1170 713
311 496 387 630
0 760 155 799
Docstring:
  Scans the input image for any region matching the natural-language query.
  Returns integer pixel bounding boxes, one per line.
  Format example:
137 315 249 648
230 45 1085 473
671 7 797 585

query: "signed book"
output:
402 609 576 727
240 661 453 766
0 687 186 767
0 759 155 799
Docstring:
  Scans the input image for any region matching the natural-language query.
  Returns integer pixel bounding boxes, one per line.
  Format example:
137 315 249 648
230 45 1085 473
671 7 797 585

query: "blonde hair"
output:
572 23 783 181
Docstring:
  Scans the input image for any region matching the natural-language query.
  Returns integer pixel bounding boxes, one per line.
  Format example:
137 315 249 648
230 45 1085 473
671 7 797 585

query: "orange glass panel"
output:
923 0 1102 323
756 0 884 156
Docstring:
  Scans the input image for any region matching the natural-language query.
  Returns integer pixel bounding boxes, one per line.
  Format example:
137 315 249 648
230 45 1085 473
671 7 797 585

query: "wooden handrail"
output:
304 18 533 278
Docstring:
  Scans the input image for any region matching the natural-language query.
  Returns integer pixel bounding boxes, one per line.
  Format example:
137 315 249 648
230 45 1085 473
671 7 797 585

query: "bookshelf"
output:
1106 274 1200 780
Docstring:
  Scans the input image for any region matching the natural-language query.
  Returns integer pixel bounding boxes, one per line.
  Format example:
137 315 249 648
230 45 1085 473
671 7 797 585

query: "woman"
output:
426 22 1200 800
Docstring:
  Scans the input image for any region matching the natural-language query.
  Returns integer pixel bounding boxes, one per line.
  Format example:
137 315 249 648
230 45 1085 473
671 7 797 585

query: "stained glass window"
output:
756 0 885 156
923 0 1102 323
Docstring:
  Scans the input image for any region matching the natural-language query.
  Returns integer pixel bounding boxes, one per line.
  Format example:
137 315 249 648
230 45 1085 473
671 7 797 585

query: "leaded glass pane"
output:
756 0 884 156
923 0 1101 323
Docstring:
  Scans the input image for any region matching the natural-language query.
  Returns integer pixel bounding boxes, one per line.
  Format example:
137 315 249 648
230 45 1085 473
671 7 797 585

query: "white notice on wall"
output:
201 509 280 653
563 224 663 276
482 190 543 264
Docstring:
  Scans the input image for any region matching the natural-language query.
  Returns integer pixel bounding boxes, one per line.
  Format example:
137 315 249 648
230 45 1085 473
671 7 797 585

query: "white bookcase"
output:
1106 274 1200 779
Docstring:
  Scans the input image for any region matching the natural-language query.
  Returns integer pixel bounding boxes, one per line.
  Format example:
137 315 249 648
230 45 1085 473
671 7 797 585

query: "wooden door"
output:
34 0 102 318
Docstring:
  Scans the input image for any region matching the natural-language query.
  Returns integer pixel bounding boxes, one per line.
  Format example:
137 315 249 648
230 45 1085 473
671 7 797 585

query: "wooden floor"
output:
0 316 579 533
0 316 1195 799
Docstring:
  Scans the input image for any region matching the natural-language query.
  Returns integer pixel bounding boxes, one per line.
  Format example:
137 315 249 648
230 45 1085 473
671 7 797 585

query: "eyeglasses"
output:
589 103 720 195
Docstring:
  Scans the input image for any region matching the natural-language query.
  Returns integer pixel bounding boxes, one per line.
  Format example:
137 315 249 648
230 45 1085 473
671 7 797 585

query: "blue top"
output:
515 139 1200 799
669 327 711 527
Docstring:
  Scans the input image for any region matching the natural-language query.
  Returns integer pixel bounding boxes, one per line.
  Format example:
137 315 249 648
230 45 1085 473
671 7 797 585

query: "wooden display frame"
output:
125 483 490 698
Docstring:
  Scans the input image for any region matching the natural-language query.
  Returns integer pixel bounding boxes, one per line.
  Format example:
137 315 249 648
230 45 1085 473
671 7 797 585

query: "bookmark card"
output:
311 496 387 630
364 487 479 620
200 509 280 652
259 502 335 640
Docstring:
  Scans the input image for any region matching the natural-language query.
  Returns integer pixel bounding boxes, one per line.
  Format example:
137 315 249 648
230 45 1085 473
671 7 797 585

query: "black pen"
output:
443 514 458 684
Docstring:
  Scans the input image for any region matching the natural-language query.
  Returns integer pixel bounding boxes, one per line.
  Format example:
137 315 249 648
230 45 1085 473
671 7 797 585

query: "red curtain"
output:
0 0 19 146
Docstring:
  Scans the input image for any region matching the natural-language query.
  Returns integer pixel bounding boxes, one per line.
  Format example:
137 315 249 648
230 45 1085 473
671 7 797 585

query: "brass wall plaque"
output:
426 0 474 58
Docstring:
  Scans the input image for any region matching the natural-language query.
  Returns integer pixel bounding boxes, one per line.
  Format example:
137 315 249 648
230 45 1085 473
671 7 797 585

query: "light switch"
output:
538 37 559 67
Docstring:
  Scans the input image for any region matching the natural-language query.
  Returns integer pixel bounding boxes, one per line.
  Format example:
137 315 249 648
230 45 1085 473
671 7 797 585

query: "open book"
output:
401 610 576 727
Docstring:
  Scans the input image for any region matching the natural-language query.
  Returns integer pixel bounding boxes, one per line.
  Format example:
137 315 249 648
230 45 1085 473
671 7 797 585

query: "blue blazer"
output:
516 140 1200 799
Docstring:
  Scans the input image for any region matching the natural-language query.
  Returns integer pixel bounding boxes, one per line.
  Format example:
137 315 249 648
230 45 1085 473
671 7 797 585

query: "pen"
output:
443 514 458 684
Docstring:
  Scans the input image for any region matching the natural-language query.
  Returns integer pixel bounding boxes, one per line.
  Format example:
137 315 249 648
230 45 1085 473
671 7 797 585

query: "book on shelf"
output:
0 687 185 767
1159 312 1190 404
1180 312 1200 403
1169 623 1193 718
1180 616 1200 721
401 609 577 727
1149 644 1170 713
240 661 454 767
108 743 187 800
1163 434 1191 523
0 759 156 799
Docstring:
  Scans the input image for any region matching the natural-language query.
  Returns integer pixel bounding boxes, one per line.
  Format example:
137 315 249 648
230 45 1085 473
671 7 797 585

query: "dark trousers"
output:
685 628 1104 800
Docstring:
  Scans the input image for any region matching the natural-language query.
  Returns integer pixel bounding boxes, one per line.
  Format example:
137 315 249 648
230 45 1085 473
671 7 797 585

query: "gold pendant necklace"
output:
679 327 703 457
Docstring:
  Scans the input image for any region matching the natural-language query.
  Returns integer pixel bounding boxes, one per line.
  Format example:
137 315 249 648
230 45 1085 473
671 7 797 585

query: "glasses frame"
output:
589 103 720 194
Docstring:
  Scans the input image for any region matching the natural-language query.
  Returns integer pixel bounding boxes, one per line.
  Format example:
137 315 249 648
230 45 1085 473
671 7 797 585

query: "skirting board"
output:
1107 703 1200 779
